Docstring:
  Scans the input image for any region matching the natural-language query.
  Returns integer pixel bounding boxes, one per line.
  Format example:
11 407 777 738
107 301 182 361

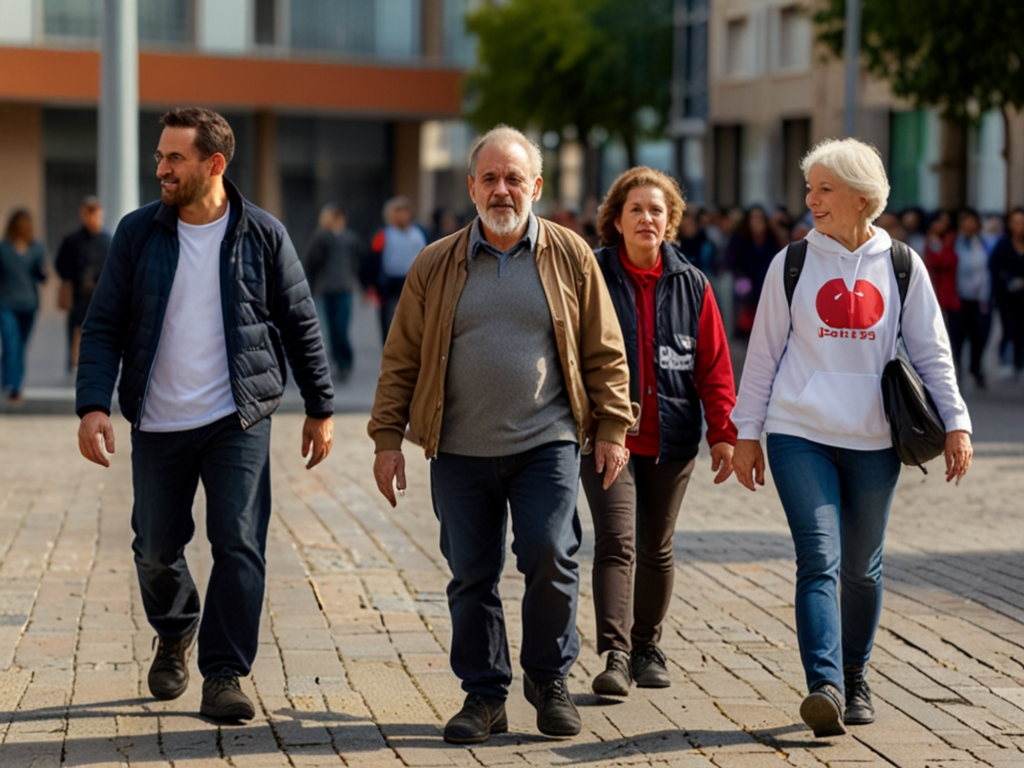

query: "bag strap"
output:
783 239 808 308
889 239 912 336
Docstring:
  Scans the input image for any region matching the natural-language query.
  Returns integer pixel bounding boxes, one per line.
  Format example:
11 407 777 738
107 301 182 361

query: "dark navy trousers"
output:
429 440 582 699
130 414 272 679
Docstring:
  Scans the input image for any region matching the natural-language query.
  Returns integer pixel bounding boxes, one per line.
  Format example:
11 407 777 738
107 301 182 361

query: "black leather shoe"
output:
200 675 256 722
147 622 199 700
843 665 875 725
523 674 581 737
800 683 847 737
443 694 508 744
630 644 671 688
592 650 631 696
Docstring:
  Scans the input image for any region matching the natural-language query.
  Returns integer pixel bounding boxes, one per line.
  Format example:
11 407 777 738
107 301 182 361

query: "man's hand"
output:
78 412 115 467
594 440 629 490
732 438 765 492
944 429 972 484
374 450 406 507
301 416 334 469
710 442 735 484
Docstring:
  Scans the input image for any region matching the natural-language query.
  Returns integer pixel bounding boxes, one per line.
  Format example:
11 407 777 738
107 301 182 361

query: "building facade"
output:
0 0 472 255
702 0 1024 218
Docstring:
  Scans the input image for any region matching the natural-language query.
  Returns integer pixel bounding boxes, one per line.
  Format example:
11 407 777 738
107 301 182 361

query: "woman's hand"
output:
710 442 735 484
732 439 765 492
944 430 972 484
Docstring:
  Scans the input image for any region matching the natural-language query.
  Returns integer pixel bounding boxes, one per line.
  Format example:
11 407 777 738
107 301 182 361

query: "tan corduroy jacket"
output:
368 218 633 459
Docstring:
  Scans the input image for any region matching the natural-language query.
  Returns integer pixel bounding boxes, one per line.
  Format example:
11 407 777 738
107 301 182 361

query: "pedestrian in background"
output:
76 108 334 724
582 167 736 697
990 207 1024 379
922 210 959 331
0 208 47 404
55 196 111 371
732 137 972 739
949 208 992 388
900 206 927 256
369 125 632 744
303 203 366 382
369 196 427 345
725 205 779 338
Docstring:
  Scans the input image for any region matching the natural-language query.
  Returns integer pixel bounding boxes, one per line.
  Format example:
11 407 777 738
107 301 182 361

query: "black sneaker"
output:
443 693 508 744
843 665 875 725
800 683 847 737
147 622 199 700
523 674 581 737
200 675 256 722
592 650 631 696
630 644 671 688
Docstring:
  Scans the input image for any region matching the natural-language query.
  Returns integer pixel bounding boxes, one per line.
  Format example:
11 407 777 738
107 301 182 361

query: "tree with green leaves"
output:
463 0 672 182
813 0 1024 205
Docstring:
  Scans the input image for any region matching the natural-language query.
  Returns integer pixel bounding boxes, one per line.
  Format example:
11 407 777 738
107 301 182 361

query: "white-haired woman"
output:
731 138 972 738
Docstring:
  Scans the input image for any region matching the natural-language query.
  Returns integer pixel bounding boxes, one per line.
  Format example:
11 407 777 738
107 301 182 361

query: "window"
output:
444 0 479 66
724 17 750 78
255 0 277 46
44 0 191 46
777 6 810 71
290 0 420 60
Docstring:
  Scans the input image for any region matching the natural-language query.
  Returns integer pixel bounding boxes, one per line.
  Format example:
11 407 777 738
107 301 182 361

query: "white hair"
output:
468 125 543 181
800 137 890 223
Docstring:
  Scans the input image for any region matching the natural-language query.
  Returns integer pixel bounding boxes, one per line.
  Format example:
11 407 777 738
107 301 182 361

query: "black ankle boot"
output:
843 665 875 725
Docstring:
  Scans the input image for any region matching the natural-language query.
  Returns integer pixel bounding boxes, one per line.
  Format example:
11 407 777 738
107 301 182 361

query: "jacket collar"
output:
153 177 246 238
599 240 689 279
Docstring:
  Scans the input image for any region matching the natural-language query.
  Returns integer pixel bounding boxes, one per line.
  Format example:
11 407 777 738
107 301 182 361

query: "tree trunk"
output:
938 116 967 211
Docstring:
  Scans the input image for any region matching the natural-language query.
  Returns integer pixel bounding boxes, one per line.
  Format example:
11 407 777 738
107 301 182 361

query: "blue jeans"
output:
130 415 272 679
767 434 901 695
0 308 35 396
429 440 582 699
321 292 353 372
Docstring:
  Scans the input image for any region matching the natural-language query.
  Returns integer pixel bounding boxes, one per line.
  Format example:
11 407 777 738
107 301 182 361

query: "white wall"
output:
0 0 34 43
198 0 248 53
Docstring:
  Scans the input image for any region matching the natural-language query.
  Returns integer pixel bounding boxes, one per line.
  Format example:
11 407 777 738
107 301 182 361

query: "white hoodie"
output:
732 228 971 450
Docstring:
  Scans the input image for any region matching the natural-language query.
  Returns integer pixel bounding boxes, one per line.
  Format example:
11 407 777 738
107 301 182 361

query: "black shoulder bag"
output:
784 239 946 473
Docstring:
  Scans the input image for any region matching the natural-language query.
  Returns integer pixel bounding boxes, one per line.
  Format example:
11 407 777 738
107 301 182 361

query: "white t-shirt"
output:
140 205 237 432
731 228 971 450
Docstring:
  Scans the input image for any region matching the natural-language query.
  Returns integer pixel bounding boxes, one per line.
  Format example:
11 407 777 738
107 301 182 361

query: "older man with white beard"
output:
369 125 633 744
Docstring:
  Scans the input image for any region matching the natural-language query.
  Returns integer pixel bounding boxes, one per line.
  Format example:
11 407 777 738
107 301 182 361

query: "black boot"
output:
800 682 847 737
443 694 508 744
843 665 875 725
148 621 199 700
523 674 581 737
592 650 631 696
630 644 671 688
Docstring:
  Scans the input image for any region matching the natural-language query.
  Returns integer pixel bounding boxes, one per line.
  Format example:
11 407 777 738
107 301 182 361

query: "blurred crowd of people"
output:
3 192 1023 400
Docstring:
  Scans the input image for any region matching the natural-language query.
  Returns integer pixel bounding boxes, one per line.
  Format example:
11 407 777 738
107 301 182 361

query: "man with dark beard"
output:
369 125 633 743
75 108 334 722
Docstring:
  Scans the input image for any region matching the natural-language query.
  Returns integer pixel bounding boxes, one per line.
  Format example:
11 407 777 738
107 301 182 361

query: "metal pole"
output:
99 0 139 228
843 0 861 137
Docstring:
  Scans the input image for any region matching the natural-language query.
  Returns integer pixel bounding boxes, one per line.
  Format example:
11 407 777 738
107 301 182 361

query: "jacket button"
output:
441 355 446 361
436 402 442 410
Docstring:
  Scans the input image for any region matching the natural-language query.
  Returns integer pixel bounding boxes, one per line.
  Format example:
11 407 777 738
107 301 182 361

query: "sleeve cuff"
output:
595 418 628 446
373 430 405 453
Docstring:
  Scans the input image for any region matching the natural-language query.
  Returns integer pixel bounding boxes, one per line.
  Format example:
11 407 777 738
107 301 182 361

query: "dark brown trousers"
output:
580 453 696 655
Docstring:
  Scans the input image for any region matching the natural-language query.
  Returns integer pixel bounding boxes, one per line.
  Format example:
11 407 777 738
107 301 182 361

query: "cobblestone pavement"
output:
0 413 1022 767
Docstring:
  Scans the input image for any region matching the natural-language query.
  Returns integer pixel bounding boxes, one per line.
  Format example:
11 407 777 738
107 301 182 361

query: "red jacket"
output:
924 233 960 312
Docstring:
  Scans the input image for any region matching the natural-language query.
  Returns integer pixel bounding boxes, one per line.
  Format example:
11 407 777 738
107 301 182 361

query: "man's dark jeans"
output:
429 440 581 700
322 292 353 373
130 414 271 679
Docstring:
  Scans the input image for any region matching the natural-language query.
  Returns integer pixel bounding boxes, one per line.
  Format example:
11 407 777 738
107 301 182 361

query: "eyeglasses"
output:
153 152 192 166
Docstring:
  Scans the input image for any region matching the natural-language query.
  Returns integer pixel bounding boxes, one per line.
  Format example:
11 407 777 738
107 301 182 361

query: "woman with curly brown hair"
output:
0 209 47 404
582 167 736 695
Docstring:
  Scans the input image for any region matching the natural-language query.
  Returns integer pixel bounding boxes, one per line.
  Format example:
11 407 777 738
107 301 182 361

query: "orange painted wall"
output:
0 47 462 117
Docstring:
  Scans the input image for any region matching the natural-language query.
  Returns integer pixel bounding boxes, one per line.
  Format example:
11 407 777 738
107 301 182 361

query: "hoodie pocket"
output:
792 371 888 438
